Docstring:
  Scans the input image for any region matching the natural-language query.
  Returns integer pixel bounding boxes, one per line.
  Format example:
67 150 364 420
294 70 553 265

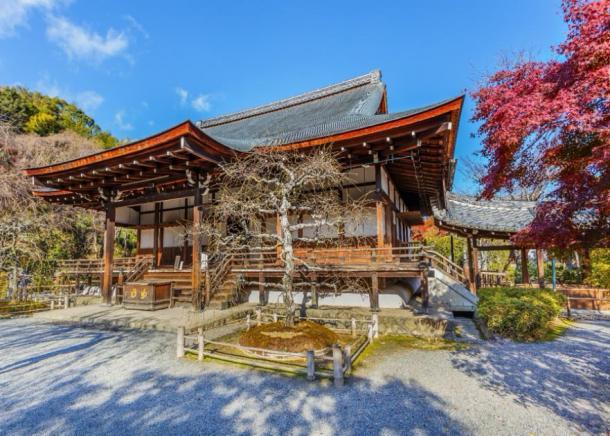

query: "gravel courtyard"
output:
0 318 608 435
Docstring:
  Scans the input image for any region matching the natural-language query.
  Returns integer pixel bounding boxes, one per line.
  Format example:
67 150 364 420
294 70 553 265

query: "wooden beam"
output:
192 171 203 310
153 202 160 268
101 202 115 305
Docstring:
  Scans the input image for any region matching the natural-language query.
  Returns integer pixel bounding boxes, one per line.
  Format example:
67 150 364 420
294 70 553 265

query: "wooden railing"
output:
124 255 153 282
56 257 145 275
423 249 468 284
479 271 509 287
205 253 234 303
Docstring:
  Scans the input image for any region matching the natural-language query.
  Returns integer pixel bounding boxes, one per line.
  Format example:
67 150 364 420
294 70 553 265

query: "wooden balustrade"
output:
479 270 509 287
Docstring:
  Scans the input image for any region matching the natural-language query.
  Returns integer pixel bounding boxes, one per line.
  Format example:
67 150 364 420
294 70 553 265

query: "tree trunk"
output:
279 199 295 327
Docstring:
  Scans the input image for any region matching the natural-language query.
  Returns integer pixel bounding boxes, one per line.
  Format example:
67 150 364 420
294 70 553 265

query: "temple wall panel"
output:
140 229 154 249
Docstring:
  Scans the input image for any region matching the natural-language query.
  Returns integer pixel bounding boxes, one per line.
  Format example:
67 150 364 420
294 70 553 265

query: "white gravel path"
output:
0 318 607 435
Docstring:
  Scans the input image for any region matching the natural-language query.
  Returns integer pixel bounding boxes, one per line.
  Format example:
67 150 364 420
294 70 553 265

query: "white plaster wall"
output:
345 208 377 237
115 207 139 226
163 227 185 247
140 229 154 249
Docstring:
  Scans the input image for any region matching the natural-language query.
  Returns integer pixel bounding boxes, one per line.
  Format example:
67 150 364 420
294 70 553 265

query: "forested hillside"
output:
0 86 118 149
0 87 134 292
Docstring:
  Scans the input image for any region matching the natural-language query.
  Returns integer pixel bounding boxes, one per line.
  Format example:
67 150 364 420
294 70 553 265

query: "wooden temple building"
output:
23 70 538 312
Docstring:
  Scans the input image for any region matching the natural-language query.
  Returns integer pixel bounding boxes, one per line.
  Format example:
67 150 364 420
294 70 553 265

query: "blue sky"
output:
0 0 566 192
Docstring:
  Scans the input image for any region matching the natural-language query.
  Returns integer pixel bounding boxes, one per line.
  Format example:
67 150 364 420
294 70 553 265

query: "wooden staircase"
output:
142 270 193 307
206 272 241 310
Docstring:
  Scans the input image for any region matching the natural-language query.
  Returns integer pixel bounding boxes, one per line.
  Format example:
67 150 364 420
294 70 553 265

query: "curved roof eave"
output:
22 121 235 177
262 95 465 152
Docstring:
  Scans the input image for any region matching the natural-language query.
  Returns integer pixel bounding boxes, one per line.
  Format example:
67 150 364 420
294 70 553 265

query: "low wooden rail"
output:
56 256 150 276
424 249 468 284
178 312 378 387
479 271 509 287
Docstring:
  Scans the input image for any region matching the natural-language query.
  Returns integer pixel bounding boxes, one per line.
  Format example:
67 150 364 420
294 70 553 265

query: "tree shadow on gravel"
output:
0 320 468 435
450 321 610 434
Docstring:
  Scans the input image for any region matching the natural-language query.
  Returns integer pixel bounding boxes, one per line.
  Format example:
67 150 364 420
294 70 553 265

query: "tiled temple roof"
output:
197 70 459 151
433 192 536 234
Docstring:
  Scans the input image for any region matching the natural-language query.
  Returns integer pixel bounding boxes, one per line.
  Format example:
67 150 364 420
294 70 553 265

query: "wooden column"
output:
370 273 379 311
376 202 385 249
258 272 267 306
582 247 592 281
310 272 318 308
450 235 455 263
521 248 530 285
101 203 115 305
472 238 480 291
135 206 141 255
466 237 476 291
152 202 160 268
192 172 202 310
181 198 188 264
536 249 545 288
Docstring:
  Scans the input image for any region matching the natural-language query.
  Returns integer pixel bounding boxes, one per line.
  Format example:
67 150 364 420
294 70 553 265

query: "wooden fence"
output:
178 312 378 387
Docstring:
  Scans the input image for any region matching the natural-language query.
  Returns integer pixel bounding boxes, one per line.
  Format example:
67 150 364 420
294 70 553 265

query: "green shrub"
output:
477 287 566 341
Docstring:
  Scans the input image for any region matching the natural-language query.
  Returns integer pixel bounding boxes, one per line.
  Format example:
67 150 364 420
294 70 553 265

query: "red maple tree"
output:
471 0 609 249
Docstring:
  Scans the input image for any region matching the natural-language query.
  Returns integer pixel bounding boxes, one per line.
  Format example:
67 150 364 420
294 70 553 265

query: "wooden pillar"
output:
370 273 379 311
182 198 188 264
466 237 476 291
275 213 282 260
101 203 115 305
472 238 480 290
376 202 385 249
152 202 160 268
310 272 318 308
582 247 592 281
521 248 530 285
450 235 455 263
192 172 202 310
258 272 267 306
536 249 545 288
135 206 141 255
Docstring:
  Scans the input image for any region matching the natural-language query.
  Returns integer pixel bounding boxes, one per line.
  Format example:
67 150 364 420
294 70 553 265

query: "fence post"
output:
246 314 251 330
343 345 352 375
332 345 344 387
372 313 379 339
306 350 315 381
51 300 55 310
367 324 373 342
176 327 185 358
351 317 357 337
197 327 204 361
273 313 278 323
64 293 70 309
256 307 262 326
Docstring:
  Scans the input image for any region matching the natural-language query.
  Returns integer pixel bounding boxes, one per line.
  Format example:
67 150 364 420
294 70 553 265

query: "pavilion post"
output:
472 238 480 290
192 172 203 310
375 164 385 250
450 235 455 263
520 248 530 285
466 237 476 292
370 273 379 311
102 202 115 305
536 249 545 288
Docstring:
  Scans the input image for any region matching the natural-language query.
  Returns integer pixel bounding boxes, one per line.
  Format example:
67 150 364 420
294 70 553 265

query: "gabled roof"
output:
197 70 459 151
433 192 536 235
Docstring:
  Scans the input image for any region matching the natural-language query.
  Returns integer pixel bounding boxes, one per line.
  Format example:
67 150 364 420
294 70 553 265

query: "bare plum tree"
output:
195 148 370 326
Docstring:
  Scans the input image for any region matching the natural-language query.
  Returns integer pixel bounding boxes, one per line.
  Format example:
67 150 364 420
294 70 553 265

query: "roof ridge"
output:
197 70 382 128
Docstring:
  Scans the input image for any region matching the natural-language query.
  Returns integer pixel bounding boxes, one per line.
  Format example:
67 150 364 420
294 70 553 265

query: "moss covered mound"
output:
239 320 339 352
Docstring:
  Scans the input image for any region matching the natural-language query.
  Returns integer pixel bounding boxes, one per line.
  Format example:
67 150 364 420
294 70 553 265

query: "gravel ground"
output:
0 318 608 435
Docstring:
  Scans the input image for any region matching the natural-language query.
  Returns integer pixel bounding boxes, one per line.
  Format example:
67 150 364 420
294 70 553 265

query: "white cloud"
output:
123 14 148 39
114 110 133 131
0 0 62 38
75 90 103 111
35 76 103 111
192 94 211 112
46 15 128 61
175 87 188 105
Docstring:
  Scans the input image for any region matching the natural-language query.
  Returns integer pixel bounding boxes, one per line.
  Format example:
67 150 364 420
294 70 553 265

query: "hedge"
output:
477 287 566 341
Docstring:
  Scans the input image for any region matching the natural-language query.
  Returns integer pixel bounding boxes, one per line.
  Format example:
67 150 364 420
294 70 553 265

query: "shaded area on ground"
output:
451 321 610 434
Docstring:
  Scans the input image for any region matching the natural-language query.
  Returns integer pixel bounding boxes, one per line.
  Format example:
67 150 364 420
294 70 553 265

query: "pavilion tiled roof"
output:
197 70 459 151
432 192 536 234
